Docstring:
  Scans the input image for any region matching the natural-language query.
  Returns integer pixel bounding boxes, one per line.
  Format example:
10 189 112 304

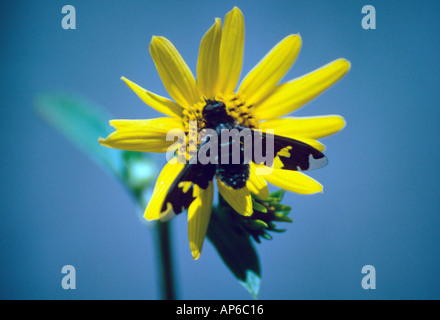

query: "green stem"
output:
134 188 177 300
153 220 177 300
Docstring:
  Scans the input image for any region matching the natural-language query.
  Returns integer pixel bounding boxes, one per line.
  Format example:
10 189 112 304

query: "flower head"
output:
99 7 350 259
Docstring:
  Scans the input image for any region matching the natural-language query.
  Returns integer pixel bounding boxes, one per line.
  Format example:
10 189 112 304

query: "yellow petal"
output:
149 36 200 108
98 117 183 153
259 115 346 139
217 179 253 216
188 181 214 260
262 166 323 194
276 135 325 152
239 34 302 106
256 126 325 152
143 159 186 220
109 117 183 130
121 77 183 118
254 58 351 120
246 162 270 199
197 18 222 99
290 137 325 152
217 7 245 94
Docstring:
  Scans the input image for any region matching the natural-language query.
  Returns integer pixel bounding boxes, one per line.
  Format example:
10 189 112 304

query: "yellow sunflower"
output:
99 7 350 259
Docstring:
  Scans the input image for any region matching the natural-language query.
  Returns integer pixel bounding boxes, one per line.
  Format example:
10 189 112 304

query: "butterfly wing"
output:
252 130 328 171
160 159 216 220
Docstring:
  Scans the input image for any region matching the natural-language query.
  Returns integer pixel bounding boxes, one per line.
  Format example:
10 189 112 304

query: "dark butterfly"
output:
160 99 327 218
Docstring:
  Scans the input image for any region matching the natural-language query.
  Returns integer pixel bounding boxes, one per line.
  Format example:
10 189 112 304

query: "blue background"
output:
1 0 439 299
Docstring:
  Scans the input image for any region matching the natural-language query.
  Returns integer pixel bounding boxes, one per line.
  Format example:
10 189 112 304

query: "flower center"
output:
182 93 259 131
178 93 259 161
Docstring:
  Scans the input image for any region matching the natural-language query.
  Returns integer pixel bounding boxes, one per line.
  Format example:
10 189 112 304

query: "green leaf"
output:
34 91 127 179
207 196 261 299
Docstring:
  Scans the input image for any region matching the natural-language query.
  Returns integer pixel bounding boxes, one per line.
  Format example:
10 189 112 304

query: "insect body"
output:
160 99 327 218
201 99 250 190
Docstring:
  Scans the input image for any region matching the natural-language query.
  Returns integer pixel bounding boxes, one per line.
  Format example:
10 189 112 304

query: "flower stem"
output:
134 188 177 300
154 220 177 300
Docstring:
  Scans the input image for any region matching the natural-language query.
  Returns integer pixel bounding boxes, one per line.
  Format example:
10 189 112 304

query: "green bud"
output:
261 233 272 240
235 189 293 243
272 204 292 212
249 219 269 230
251 199 268 213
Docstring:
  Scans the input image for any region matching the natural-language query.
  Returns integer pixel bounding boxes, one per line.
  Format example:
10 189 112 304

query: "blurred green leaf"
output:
35 91 126 179
207 195 261 299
